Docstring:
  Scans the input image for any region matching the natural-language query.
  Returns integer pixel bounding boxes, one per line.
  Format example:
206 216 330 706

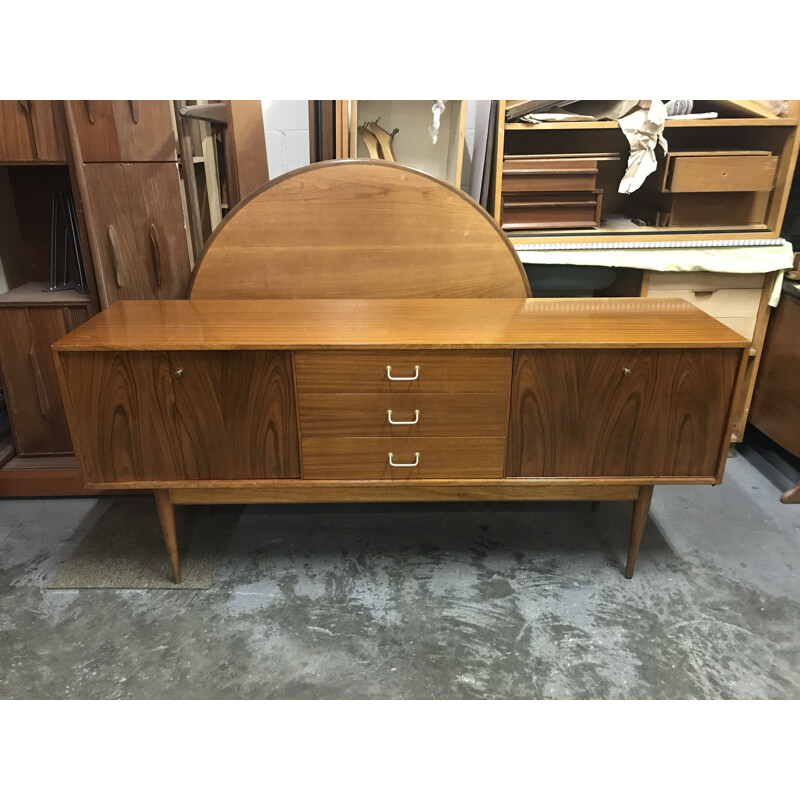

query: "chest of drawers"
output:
53 297 748 583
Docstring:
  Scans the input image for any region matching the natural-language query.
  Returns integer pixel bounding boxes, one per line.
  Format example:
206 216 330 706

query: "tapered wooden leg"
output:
625 485 654 579
781 482 800 504
154 489 182 584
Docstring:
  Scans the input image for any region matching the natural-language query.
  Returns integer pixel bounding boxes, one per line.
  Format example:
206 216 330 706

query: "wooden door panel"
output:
507 349 739 478
29 102 66 161
69 100 120 162
0 101 36 161
83 163 143 306
169 351 299 480
124 162 191 299
59 351 184 483
113 101 177 162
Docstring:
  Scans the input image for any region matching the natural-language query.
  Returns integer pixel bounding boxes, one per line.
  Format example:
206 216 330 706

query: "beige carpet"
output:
48 499 233 589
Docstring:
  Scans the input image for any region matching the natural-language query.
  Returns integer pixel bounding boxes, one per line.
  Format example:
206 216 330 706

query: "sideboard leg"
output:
625 485 654 579
781 482 800 504
154 489 182 584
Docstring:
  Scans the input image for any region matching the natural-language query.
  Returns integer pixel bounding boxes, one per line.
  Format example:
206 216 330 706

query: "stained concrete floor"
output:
1 428 799 700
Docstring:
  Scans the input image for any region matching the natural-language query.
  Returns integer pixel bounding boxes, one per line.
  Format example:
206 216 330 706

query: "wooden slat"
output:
53 298 750 352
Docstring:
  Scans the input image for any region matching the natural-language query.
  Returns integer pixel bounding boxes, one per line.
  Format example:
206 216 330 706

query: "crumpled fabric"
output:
617 100 668 194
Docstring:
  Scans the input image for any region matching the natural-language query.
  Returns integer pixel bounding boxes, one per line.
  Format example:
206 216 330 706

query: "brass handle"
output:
85 100 96 124
387 409 420 425
149 224 163 287
173 369 183 379
622 368 632 377
388 452 419 467
386 365 420 381
108 224 123 287
29 345 50 417
128 100 139 123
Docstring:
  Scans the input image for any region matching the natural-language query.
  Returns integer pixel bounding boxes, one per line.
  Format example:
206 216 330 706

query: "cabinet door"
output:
113 101 177 162
70 100 120 161
59 351 185 483
70 100 176 162
0 101 36 161
124 163 191 299
0 306 87 455
507 348 740 478
83 163 146 306
169 351 300 480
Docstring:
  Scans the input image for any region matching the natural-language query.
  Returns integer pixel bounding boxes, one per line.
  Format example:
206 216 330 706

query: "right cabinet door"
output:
507 348 741 478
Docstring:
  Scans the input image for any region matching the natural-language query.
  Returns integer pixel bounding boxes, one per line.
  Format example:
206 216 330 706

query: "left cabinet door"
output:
0 305 88 455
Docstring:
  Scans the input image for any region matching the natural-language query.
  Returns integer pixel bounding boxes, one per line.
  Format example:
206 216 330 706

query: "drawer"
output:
647 272 765 292
502 164 598 193
298 393 510 437
501 191 602 230
664 153 778 193
646 287 762 319
294 351 512 394
301 437 507 479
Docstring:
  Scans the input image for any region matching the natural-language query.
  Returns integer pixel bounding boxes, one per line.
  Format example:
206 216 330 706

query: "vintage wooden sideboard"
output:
51 161 749 582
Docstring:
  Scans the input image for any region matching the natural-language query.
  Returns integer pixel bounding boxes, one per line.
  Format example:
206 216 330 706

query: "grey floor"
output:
2 429 799 699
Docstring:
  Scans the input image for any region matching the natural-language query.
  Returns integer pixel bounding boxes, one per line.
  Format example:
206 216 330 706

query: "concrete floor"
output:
2 428 799 699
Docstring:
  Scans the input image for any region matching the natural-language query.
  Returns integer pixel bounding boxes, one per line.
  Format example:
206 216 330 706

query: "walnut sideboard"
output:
52 296 748 582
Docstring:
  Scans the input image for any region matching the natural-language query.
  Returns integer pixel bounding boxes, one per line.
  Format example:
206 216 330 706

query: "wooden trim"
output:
492 100 506 221
0 464 138 497
167 482 642 505
716 346 751 480
79 476 716 493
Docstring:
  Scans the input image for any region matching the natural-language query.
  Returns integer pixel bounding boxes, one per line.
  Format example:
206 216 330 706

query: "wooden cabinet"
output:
69 101 177 162
83 162 191 305
0 285 89 456
0 101 66 162
493 100 800 244
58 349 299 483
507 348 741 478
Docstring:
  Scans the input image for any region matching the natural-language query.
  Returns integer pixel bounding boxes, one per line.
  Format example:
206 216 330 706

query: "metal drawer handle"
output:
387 409 419 425
386 365 419 381
388 452 419 468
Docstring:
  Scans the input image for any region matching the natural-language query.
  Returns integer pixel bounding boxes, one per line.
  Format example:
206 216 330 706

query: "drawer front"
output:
666 154 778 193
294 351 512 394
502 169 597 193
298 393 510 437
647 272 765 292
501 193 600 229
301 436 507 479
646 287 762 319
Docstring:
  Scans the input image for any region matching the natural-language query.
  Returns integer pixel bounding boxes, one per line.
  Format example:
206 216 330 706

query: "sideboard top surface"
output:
53 298 749 351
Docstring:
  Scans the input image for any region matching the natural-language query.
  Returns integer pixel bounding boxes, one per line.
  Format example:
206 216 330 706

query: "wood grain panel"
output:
507 348 740 478
83 163 141 306
297 393 510 437
59 351 185 482
30 101 66 161
0 305 87 456
69 100 120 162
302 436 506 479
169 351 299 479
750 293 800 456
189 161 530 300
124 162 192 299
0 101 35 160
113 101 177 162
54 299 750 353
295 351 512 394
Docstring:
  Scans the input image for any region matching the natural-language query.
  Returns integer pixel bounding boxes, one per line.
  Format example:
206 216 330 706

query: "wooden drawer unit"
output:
501 191 602 230
662 151 779 193
502 159 598 192
294 351 512 394
507 348 741 479
297 392 510 438
302 436 507 479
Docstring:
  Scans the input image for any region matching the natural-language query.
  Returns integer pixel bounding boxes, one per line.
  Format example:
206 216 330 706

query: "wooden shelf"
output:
0 282 91 307
506 118 799 131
